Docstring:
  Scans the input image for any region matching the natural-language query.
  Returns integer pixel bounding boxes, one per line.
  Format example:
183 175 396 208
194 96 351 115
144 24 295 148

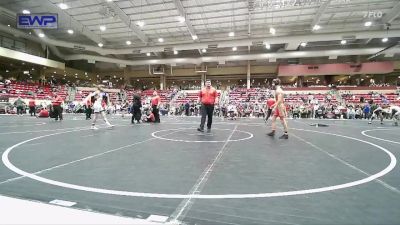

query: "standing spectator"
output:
52 94 63 121
151 91 161 123
197 80 218 132
85 94 93 120
14 97 25 116
28 97 36 116
131 94 142 124
184 101 190 116
363 103 371 120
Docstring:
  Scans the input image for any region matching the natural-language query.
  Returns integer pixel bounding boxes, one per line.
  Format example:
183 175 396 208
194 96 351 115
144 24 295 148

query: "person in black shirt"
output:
131 94 142 124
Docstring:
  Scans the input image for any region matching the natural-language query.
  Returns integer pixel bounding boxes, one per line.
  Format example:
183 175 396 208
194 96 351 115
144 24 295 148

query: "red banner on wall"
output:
278 62 394 76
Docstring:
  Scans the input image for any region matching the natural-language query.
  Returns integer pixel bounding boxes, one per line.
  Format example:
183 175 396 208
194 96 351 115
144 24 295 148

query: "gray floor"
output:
0 114 399 225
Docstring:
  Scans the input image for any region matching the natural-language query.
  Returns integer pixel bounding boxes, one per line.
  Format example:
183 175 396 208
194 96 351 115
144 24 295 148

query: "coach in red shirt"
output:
52 94 63 121
151 91 161 123
28 97 36 117
197 80 218 132
265 95 276 121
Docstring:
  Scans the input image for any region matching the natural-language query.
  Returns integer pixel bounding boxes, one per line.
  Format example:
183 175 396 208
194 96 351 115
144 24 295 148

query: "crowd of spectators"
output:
1 79 400 123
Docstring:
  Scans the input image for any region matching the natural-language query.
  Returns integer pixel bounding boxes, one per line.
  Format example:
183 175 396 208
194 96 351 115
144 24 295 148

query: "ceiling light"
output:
173 50 178 55
192 35 198 40
146 52 151 56
99 25 106 31
265 43 271 49
364 21 372 27
58 3 68 10
67 29 74 34
341 40 347 45
202 48 207 53
178 16 185 23
158 38 164 43
7 24 10 27
228 31 235 37
126 40 132 45
6 70 9 73
312 24 321 31
136 21 145 27
22 10 30 14
300 42 307 47
106 0 113 2
38 33 45 38
232 46 237 51
98 43 103 47
382 37 388 43
269 27 276 35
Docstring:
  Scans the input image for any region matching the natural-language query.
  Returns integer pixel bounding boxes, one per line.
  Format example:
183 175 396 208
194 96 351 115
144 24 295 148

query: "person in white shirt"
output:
389 105 400 126
227 104 237 120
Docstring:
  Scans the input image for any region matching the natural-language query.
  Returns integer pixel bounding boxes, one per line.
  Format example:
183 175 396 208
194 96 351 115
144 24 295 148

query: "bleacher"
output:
174 90 221 104
73 89 173 104
343 93 400 104
0 82 67 100
1 82 399 107
140 90 172 103
284 94 337 104
228 88 272 104
227 87 400 106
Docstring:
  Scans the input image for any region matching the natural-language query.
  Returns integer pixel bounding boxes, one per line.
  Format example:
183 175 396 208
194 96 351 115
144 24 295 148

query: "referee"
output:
197 80 218 133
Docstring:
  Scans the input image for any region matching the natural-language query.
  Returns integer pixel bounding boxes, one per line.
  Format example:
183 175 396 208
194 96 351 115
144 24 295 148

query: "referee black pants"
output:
200 104 214 130
152 105 160 123
53 105 63 120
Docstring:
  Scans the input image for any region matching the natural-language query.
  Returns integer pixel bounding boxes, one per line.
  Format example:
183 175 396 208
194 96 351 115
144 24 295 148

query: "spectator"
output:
143 108 155 123
14 97 25 116
363 103 371 119
52 94 63 121
38 108 49 118
28 97 36 116
131 94 142 124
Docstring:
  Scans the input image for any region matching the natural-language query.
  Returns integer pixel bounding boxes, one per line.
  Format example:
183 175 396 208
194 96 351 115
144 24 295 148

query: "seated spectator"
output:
38 108 49 118
143 109 155 123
